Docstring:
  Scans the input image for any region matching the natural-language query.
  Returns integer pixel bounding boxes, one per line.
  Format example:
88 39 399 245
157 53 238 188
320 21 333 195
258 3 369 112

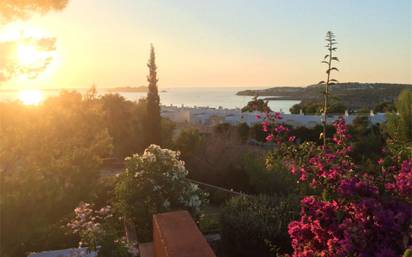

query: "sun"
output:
1 24 58 80
18 90 44 105
17 44 40 66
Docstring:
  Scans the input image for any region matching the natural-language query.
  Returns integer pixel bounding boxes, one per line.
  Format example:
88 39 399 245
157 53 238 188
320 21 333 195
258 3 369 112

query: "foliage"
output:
213 122 233 135
0 37 58 82
289 100 346 115
239 83 412 111
241 97 271 113
250 123 267 142
198 206 221 234
237 122 250 143
0 0 68 21
114 145 207 241
145 45 162 146
0 0 68 82
258 109 412 257
0 90 175 256
288 125 335 145
174 130 254 194
0 92 112 257
385 90 412 142
100 93 175 158
100 94 146 158
373 101 396 113
174 126 300 197
220 195 299 257
67 203 130 257
347 116 385 162
160 117 176 148
243 153 298 195
174 128 205 157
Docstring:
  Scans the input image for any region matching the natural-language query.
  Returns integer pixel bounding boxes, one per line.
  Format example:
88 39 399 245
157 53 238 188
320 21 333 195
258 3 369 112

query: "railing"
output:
186 178 249 197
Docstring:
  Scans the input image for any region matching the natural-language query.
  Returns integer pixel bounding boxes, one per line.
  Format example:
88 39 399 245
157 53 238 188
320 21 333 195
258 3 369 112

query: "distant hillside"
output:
107 86 147 93
236 83 412 109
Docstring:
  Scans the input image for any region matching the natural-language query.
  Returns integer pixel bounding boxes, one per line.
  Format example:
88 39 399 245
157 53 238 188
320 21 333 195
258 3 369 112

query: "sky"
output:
1 0 411 89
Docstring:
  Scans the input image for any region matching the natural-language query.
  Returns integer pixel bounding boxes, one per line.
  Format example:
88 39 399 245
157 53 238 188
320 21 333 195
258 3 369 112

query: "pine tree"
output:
145 44 161 146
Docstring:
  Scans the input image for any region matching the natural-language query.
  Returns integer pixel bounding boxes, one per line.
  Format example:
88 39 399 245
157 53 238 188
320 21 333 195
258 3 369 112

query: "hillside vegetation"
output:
237 83 412 109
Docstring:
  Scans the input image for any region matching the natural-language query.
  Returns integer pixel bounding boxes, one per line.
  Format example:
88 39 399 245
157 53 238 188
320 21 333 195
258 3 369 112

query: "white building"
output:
161 105 386 128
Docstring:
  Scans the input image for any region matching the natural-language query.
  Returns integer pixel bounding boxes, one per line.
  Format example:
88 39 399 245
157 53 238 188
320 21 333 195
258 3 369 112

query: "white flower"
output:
163 199 170 208
121 145 206 216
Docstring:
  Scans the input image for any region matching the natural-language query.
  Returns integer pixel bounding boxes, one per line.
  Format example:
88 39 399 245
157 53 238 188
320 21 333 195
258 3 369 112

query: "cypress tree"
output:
145 44 161 146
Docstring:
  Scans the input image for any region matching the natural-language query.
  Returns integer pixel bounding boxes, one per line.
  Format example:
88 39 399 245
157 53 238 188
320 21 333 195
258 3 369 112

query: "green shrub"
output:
220 195 299 257
243 154 298 195
174 128 204 156
237 122 250 143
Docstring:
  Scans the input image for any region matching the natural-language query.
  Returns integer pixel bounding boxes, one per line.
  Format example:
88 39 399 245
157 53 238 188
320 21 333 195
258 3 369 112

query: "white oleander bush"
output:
114 144 207 240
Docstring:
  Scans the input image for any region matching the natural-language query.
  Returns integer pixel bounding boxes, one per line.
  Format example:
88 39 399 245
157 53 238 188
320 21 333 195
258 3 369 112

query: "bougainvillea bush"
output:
114 144 207 240
259 111 412 257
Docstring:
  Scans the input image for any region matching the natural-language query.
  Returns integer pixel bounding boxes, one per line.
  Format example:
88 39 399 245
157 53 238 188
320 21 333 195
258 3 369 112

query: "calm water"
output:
0 87 299 113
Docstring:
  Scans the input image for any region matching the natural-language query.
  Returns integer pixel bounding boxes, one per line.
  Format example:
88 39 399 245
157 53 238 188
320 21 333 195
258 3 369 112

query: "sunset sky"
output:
1 0 411 89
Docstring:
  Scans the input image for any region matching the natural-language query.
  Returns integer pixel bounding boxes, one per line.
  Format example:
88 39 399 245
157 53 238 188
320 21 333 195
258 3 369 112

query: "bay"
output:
0 87 300 114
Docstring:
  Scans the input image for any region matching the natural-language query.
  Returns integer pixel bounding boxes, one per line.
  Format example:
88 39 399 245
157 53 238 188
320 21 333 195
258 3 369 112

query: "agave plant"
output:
319 31 339 146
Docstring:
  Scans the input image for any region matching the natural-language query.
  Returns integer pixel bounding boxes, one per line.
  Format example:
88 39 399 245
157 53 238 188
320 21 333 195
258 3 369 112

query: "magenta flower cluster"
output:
385 158 412 198
257 112 412 257
258 111 292 144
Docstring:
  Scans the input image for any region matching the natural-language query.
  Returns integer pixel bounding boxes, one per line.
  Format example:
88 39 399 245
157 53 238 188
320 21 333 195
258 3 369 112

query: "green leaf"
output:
332 57 340 61
322 189 332 201
337 210 345 223
402 249 412 257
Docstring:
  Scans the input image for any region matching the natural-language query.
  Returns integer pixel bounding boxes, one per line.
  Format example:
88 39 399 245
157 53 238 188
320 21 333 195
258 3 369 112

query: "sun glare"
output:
17 44 40 66
1 24 57 81
18 90 44 105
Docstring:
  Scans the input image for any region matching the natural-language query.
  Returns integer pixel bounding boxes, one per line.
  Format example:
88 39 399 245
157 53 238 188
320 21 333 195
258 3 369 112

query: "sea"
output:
0 87 300 114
